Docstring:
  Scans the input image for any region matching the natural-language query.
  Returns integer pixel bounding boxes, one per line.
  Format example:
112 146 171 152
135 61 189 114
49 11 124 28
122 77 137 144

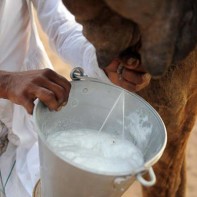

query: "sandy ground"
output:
36 18 197 197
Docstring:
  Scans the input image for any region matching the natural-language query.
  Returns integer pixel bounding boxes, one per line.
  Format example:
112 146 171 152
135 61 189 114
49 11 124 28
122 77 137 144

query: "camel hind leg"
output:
175 157 187 197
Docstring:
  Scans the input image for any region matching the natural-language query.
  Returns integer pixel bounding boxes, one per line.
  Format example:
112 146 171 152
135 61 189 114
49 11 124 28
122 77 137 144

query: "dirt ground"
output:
36 18 197 197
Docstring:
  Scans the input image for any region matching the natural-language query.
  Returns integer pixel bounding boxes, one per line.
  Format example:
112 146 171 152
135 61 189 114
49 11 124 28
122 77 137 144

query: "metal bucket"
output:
33 68 167 197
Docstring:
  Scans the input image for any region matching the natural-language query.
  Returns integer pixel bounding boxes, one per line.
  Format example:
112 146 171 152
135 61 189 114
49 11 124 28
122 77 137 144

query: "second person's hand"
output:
103 57 151 92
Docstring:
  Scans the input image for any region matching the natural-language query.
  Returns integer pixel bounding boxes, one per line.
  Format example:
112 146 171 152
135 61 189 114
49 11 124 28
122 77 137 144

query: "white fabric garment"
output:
0 0 110 196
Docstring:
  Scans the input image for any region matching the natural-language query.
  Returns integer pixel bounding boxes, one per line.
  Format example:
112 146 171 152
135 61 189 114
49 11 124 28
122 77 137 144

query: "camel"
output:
62 0 197 197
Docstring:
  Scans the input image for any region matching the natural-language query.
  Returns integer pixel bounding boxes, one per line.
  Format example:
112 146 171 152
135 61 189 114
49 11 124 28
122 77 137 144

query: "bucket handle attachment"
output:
136 167 156 187
70 67 86 80
70 67 101 82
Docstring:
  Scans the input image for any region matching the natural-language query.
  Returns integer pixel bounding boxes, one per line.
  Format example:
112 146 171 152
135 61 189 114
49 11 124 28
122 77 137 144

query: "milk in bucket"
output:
46 129 144 174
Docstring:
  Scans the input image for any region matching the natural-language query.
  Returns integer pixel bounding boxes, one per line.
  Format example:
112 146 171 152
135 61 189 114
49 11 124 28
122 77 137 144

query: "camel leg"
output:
175 156 187 197
141 116 195 197
141 154 185 197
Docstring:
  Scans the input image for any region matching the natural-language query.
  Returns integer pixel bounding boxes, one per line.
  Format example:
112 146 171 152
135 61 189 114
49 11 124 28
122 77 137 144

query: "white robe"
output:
0 0 110 196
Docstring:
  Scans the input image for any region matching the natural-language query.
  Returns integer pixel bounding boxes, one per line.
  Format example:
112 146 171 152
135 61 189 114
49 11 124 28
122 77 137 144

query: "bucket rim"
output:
33 79 167 177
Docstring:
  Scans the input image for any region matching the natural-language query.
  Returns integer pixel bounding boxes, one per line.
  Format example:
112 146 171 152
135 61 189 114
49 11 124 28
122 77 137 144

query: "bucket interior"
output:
34 80 167 176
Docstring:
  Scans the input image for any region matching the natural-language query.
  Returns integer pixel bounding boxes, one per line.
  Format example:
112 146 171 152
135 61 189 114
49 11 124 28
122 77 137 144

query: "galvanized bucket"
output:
33 68 167 197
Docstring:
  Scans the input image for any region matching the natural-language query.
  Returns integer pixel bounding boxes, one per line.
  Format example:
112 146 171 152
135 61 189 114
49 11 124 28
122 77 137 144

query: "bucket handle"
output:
136 167 156 187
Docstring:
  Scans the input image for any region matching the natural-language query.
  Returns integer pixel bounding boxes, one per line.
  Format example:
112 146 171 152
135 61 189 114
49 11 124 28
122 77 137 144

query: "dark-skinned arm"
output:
0 68 71 114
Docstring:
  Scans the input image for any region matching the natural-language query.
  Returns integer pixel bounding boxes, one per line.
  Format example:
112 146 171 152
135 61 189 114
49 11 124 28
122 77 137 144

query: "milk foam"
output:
47 129 144 174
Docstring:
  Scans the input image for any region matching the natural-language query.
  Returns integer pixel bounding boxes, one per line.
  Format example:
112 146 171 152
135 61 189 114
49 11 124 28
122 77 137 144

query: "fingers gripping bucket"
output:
34 68 167 197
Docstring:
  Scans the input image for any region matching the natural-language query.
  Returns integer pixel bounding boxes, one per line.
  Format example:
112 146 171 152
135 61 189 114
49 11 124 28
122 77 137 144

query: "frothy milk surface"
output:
46 129 144 174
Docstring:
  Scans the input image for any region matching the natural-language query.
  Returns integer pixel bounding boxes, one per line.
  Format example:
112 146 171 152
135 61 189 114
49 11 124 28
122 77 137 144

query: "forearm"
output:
0 71 10 99
32 0 82 66
32 0 110 82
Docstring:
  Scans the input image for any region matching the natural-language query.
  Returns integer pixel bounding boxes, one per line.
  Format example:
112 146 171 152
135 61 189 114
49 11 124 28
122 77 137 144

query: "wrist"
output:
0 71 11 99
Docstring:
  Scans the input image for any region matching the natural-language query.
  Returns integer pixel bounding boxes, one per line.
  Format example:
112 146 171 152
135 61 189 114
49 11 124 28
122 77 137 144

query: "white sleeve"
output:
31 0 110 83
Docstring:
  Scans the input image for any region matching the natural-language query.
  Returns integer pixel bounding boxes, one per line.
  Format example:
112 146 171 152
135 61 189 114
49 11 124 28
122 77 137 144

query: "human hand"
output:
103 57 151 92
0 69 71 114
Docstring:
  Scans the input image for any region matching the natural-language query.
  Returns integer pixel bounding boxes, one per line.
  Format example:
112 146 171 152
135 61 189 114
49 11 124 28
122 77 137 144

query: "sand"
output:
36 17 197 197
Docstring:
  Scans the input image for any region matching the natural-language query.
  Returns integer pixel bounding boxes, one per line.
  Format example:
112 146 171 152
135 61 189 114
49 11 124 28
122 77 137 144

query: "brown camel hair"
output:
62 0 197 196
139 50 197 197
